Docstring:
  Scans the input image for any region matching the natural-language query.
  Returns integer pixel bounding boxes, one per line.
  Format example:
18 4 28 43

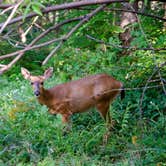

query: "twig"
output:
34 23 45 32
86 34 166 51
108 7 166 22
129 4 154 122
109 148 166 158
0 16 84 61
20 16 39 43
0 4 107 74
0 0 23 34
42 4 107 65
42 41 63 65
139 67 158 119
75 6 166 22
0 4 14 9
0 5 14 15
158 68 166 95
0 64 6 67
0 0 126 28
128 5 166 121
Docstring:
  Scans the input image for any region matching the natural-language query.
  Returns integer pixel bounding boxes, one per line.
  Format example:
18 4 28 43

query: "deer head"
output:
21 67 53 97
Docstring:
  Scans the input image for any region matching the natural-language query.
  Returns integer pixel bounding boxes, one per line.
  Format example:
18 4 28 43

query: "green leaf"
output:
110 25 125 33
23 3 31 19
32 3 43 16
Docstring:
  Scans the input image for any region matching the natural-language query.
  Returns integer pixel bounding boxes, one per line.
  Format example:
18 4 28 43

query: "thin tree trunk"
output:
119 1 138 55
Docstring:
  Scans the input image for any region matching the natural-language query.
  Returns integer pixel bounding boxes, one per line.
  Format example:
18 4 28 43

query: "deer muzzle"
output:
33 82 40 97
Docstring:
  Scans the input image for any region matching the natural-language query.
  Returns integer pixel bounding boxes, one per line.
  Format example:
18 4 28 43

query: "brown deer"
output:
21 67 125 124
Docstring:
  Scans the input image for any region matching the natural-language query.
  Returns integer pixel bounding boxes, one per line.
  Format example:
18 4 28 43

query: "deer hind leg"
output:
96 99 116 144
96 100 111 123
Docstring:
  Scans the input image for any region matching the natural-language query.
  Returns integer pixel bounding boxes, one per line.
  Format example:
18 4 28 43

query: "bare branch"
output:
86 34 166 51
0 64 6 67
158 68 166 95
0 4 14 9
0 16 84 61
108 8 166 22
42 4 107 65
19 16 39 43
0 0 23 34
139 61 166 118
0 5 14 15
0 3 108 74
76 7 166 22
139 66 160 120
42 41 63 65
0 0 127 28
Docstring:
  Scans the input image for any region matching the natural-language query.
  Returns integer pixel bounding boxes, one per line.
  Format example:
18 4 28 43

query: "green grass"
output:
0 71 166 166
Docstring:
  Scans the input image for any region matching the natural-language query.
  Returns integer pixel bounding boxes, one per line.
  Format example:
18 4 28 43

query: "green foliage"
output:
0 1 166 165
0 47 165 165
22 0 45 17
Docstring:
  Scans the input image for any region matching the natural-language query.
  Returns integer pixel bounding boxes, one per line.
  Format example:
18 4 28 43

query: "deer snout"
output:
33 82 40 97
34 91 40 96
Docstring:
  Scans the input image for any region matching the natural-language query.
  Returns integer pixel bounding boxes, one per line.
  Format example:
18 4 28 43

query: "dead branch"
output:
0 0 127 28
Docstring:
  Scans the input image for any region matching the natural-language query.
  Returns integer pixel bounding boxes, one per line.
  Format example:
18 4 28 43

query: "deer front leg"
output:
61 113 72 133
62 114 70 123
48 108 57 114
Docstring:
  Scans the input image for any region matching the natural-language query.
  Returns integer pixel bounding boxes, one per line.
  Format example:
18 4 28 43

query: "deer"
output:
21 67 125 124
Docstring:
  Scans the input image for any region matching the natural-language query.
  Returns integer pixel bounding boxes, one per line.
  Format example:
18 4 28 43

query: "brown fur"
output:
21 67 124 123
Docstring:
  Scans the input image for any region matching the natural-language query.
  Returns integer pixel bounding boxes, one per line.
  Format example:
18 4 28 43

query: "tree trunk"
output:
119 1 138 55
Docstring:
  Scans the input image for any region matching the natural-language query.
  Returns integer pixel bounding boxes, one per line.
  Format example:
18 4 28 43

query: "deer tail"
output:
120 85 125 100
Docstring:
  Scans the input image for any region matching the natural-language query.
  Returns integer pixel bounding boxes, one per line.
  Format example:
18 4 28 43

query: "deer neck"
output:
37 87 53 106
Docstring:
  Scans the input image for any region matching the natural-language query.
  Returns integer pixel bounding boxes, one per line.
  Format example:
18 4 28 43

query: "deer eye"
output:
41 82 44 85
31 82 34 85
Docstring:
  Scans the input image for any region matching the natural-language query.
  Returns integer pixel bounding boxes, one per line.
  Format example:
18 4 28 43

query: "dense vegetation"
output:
0 1 166 165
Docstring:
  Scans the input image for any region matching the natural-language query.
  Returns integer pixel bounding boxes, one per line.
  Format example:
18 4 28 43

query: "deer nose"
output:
34 91 40 96
33 82 40 97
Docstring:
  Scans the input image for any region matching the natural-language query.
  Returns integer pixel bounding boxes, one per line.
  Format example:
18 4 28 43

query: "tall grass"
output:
0 72 165 165
0 49 166 165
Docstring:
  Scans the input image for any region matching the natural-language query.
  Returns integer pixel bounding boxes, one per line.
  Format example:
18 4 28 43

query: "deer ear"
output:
21 67 31 80
44 67 53 79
